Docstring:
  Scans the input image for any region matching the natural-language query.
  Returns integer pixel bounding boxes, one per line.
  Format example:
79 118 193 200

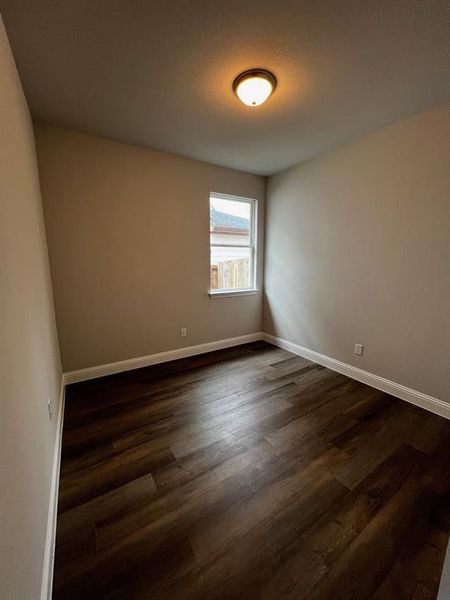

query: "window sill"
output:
209 289 259 299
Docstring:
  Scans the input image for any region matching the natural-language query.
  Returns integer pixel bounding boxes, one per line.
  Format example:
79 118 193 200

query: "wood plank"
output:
53 341 450 600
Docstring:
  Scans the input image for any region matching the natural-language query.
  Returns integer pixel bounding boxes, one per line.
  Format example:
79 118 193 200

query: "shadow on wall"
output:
263 288 345 357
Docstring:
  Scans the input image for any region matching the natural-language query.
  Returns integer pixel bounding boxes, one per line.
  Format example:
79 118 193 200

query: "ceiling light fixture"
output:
233 69 277 107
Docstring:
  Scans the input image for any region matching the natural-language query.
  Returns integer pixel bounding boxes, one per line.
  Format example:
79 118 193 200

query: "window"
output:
209 192 257 295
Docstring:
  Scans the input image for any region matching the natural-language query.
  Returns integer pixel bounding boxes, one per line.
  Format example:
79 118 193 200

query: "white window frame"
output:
209 192 258 298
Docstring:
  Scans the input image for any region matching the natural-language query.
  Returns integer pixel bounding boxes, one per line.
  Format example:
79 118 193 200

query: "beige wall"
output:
264 104 450 403
0 17 62 600
35 125 265 372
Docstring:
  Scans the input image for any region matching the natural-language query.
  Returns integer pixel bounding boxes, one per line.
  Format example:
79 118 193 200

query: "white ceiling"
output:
1 0 449 175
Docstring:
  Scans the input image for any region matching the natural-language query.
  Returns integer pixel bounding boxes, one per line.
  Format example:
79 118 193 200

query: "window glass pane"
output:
210 196 251 246
210 246 252 291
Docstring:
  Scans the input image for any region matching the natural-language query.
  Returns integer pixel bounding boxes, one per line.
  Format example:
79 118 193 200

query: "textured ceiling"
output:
1 0 449 175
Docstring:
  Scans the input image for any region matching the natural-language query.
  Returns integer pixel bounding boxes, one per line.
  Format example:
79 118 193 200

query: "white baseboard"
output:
62 330 449 419
437 539 450 600
64 333 264 384
262 333 450 420
40 376 66 600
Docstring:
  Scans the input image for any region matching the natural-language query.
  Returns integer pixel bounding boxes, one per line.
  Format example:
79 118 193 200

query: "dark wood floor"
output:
54 341 450 600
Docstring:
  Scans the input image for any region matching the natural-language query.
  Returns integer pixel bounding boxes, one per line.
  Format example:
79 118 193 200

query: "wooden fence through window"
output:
210 258 249 290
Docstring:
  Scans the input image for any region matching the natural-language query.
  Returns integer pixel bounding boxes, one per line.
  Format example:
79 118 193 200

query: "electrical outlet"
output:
354 343 364 356
180 327 187 338
47 398 53 420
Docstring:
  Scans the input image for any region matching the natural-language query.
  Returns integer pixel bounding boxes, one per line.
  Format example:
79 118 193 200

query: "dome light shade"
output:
233 69 277 107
